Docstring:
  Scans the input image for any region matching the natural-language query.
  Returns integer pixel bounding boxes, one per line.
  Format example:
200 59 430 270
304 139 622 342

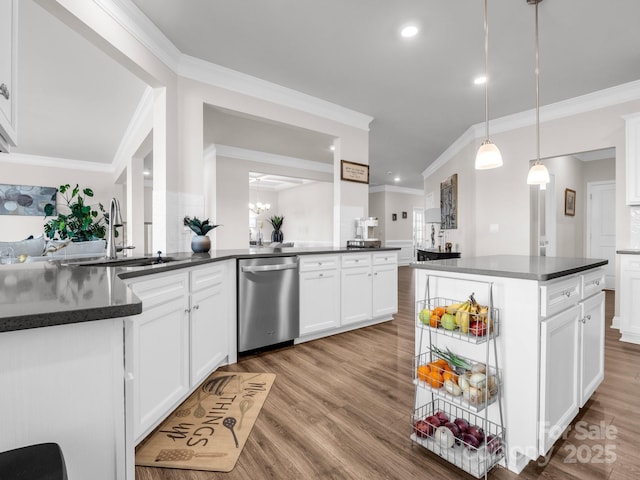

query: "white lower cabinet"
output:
619 254 640 344
189 263 229 386
341 252 398 326
299 268 341 335
579 291 605 406
539 304 580 454
126 272 190 442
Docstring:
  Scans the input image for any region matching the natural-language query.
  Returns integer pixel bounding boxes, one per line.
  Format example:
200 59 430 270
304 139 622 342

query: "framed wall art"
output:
0 184 57 216
340 160 369 184
440 174 458 229
565 188 576 216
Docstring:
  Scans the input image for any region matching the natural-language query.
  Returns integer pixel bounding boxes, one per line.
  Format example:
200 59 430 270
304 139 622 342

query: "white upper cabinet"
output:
625 112 640 205
0 0 18 151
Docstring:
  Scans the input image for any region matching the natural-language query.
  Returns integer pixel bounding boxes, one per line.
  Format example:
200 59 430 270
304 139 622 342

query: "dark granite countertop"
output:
411 255 607 281
617 249 640 255
0 246 399 332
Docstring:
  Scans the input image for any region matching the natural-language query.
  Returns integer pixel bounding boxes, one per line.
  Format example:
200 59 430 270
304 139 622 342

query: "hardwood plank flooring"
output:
136 267 640 480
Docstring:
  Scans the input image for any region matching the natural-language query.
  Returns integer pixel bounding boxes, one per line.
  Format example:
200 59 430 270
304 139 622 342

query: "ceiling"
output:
12 0 640 189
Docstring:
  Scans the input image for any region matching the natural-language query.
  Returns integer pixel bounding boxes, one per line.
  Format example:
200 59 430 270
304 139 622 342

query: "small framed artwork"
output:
565 188 576 216
340 160 369 184
392 213 397 221
402 211 407 219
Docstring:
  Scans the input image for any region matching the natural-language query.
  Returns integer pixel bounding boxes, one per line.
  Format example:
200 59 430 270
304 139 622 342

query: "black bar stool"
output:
0 443 68 480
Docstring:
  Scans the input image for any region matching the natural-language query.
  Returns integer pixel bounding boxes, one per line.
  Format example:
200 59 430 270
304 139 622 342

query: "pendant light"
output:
475 0 503 170
526 0 550 185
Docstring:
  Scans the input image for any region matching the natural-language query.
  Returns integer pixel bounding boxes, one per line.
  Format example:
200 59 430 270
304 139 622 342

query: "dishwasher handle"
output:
241 262 297 273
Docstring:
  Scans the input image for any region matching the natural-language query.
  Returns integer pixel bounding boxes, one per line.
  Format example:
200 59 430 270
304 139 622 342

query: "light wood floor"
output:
136 267 640 480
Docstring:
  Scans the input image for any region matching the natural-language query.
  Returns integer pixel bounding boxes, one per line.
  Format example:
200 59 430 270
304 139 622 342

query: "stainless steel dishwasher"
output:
238 256 299 353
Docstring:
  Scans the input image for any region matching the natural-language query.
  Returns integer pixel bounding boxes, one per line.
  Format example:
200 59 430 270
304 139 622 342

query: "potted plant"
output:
184 216 220 253
268 215 285 243
43 184 110 255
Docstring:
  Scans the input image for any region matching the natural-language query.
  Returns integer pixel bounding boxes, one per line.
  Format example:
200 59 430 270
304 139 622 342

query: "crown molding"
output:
93 0 181 70
178 55 373 131
112 85 154 173
214 145 333 174
93 1 373 131
369 185 424 196
1 152 114 172
423 79 640 179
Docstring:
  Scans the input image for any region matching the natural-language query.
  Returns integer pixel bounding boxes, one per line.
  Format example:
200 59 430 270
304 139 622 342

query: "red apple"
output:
469 321 487 336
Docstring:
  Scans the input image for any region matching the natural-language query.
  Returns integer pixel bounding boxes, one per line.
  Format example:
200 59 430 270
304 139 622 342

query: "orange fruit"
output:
434 307 446 317
417 365 430 382
428 370 444 389
430 315 440 328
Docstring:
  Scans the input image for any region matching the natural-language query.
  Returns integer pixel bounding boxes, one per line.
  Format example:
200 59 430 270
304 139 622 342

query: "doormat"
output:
135 371 276 472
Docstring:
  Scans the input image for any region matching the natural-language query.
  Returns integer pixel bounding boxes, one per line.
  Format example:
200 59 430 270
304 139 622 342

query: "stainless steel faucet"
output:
106 198 123 259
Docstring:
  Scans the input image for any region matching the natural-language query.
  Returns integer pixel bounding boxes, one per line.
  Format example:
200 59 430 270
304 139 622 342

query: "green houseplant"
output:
43 184 109 243
184 216 220 253
267 215 285 243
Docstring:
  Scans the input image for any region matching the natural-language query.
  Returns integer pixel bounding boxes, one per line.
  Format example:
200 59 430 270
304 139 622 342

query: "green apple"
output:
441 313 457 330
419 309 431 325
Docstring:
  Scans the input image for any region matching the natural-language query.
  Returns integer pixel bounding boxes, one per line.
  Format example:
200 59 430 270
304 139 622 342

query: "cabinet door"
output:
341 266 372 325
625 113 640 205
539 304 580 455
299 269 340 335
0 0 17 149
128 296 189 442
579 291 605 407
372 263 398 317
190 281 228 386
620 256 640 343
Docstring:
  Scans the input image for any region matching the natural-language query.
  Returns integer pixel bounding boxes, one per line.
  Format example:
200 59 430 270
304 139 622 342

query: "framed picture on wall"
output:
402 211 407 219
565 188 576 216
440 173 458 229
340 160 369 184
392 213 397 221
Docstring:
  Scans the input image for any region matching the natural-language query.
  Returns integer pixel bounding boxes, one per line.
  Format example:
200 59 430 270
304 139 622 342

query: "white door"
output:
587 182 616 289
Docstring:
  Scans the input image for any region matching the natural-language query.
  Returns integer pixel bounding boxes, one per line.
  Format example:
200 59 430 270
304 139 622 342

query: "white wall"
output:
368 189 424 243
277 182 333 245
0 155 121 241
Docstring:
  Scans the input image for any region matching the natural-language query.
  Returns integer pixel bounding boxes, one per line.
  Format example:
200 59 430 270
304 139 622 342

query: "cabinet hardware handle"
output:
595 280 600 285
193 304 200 310
565 291 571 297
319 273 324 277
0 84 9 100
318 262 322 266
185 308 191 313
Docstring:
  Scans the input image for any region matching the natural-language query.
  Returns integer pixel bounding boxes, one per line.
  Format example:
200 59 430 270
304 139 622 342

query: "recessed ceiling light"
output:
474 76 487 85
143 170 150 176
394 177 401 182
401 25 418 38
330 145 335 151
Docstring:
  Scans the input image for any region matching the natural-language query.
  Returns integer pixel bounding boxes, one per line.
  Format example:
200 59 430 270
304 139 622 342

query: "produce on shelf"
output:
422 293 494 336
418 308 431 325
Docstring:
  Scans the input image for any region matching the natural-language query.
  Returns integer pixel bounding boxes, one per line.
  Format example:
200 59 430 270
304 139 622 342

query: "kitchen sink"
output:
64 256 178 267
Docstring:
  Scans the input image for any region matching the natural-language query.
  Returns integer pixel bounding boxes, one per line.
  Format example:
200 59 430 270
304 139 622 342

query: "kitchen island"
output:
411 255 607 474
0 246 398 479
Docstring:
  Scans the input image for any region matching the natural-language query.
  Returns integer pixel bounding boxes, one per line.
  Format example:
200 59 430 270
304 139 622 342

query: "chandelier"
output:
249 178 271 215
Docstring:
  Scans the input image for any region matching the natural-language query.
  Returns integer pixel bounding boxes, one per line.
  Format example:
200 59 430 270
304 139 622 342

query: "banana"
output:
446 302 464 315
455 301 471 327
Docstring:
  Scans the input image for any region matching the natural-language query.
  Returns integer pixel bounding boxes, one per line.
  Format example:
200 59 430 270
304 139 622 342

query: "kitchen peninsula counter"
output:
0 246 399 332
410 255 607 474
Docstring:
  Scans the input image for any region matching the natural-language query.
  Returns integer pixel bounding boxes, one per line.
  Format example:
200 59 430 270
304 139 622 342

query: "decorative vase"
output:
191 235 211 253
271 229 284 243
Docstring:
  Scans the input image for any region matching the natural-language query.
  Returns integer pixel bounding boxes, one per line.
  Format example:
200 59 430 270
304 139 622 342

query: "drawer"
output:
299 255 339 272
373 252 397 266
540 275 581 318
191 263 225 292
581 268 605 299
128 272 189 308
341 253 371 268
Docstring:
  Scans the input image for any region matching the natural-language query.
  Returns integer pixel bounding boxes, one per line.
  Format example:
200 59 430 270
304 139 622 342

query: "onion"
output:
434 426 455 448
469 373 486 389
471 363 486 374
444 379 462 396
458 375 470 392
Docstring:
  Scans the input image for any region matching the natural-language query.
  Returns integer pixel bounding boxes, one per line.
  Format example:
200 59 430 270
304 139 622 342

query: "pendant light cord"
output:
484 0 490 140
535 0 540 164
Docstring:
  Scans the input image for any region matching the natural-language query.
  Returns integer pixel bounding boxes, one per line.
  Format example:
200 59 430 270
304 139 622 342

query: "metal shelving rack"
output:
410 275 507 479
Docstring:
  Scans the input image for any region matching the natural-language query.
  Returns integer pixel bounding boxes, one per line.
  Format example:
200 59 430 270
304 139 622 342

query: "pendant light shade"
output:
526 0 549 185
526 162 550 185
476 139 503 169
476 0 502 170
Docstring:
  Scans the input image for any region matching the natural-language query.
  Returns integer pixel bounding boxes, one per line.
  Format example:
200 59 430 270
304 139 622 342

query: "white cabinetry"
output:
619 254 640 344
539 304 580 454
341 252 398 326
341 253 373 325
299 255 340 335
189 263 230 386
538 269 605 454
625 112 640 205
126 271 190 442
579 291 605 406
0 0 18 150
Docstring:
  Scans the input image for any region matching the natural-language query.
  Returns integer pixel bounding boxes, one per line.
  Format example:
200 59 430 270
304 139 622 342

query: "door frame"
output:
586 180 616 288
